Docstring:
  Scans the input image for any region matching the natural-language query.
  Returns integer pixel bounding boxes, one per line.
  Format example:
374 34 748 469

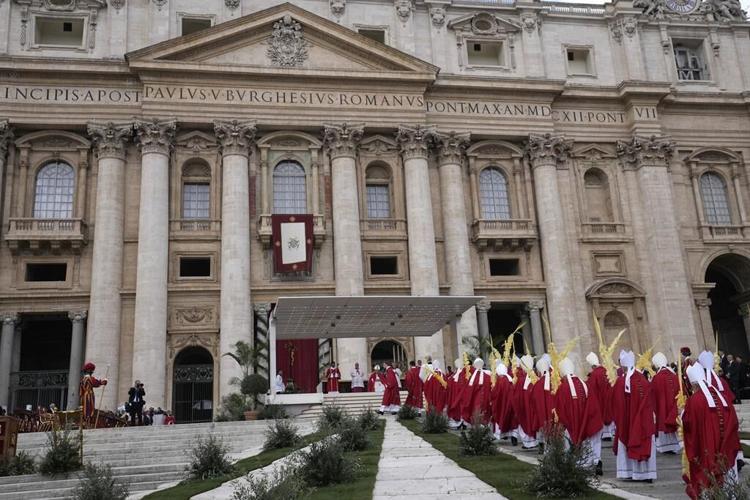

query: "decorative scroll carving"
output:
323 123 364 159
430 6 446 27
134 118 176 156
524 133 573 167
225 0 239 10
0 120 13 161
616 135 674 169
111 0 125 11
168 332 218 359
395 0 412 22
396 125 436 161
267 15 309 68
330 0 345 17
633 0 746 22
151 0 167 11
87 122 133 160
213 120 257 157
434 131 470 165
170 306 217 329
359 135 397 156
521 15 540 34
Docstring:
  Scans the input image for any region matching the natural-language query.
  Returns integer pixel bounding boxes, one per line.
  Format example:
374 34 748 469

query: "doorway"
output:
173 346 213 423
705 254 750 358
370 340 407 369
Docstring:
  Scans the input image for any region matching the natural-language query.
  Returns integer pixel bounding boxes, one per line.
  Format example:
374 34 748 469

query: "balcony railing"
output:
257 214 326 248
471 218 537 250
170 219 221 234
701 224 749 241
360 218 407 238
5 218 87 254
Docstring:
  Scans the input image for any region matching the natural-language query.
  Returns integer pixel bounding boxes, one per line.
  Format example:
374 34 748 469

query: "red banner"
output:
272 214 313 274
276 339 319 393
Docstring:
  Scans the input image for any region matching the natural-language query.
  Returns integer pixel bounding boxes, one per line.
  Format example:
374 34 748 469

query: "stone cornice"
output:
524 133 572 168
396 124 436 161
434 131 470 166
134 118 176 156
87 121 133 160
323 123 364 160
0 120 13 161
616 135 674 169
213 119 257 157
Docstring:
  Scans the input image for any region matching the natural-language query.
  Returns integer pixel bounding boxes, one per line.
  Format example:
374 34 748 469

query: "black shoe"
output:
377 410 384 415
641 479 653 484
738 459 746 472
602 436 613 442
391 412 398 415
511 436 518 446
664 450 676 455
596 461 603 476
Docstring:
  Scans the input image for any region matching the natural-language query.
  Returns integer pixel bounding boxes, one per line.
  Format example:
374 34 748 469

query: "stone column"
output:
86 122 132 410
397 125 444 364
527 300 546 356
695 298 716 351
525 134 577 345
132 119 176 408
476 300 491 361
0 121 13 227
617 136 699 353
67 311 87 410
323 124 368 375
435 131 478 359
0 313 17 411
215 120 257 399
739 303 750 355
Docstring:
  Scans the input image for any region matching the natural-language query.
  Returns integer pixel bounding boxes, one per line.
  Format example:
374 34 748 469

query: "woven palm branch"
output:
593 311 625 385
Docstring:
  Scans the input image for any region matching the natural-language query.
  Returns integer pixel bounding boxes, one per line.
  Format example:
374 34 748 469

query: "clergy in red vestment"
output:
680 346 695 397
530 355 554 443
378 362 401 414
423 360 448 413
556 358 604 474
585 352 614 440
491 361 517 443
325 361 341 393
650 352 681 454
683 363 741 499
404 360 423 409
79 362 107 420
611 350 656 481
368 365 385 393
698 350 735 403
465 358 492 423
447 357 468 428
513 354 538 448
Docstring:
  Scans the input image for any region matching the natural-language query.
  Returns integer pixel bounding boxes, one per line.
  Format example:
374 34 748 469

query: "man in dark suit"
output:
128 380 146 426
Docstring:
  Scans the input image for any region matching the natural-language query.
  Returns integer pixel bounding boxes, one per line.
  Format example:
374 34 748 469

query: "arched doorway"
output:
705 253 750 358
173 346 213 423
603 310 632 352
370 340 407 369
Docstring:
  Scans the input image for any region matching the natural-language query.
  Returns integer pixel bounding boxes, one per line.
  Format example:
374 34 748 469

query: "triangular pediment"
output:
448 12 521 35
126 3 437 81
571 144 616 160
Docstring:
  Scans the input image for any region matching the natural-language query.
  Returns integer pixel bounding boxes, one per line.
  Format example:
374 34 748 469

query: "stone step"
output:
0 468 185 494
0 478 174 500
19 434 265 452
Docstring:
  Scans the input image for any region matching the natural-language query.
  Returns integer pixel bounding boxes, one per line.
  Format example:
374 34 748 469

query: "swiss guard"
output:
80 362 107 421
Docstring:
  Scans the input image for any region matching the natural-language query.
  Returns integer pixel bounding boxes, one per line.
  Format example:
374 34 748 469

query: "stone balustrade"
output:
360 218 407 237
701 224 750 241
169 219 221 234
470 218 537 250
5 217 87 254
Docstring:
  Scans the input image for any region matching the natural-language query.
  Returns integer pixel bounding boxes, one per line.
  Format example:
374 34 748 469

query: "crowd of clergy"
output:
368 333 743 499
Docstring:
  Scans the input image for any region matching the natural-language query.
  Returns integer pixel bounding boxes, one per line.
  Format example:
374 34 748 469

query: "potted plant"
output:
223 340 268 420
241 374 269 420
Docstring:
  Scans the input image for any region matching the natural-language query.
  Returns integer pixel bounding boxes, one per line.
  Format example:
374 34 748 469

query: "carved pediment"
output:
176 131 218 153
571 144 616 160
586 278 646 299
360 135 398 156
466 140 523 159
448 12 521 35
15 130 90 151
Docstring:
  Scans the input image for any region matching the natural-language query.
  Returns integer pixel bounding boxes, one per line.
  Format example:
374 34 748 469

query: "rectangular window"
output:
467 41 504 66
358 29 386 44
566 48 593 75
25 263 67 282
179 257 211 278
489 258 519 277
35 17 84 47
673 40 708 81
370 256 398 275
182 183 210 219
366 184 391 219
181 17 212 36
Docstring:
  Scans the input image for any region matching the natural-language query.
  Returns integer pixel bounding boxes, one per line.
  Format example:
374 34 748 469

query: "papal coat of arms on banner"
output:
271 214 314 273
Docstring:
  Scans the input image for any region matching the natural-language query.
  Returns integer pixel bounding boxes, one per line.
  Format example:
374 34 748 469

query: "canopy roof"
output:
272 295 483 339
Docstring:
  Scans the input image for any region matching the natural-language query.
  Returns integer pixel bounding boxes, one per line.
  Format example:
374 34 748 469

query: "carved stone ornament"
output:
396 125 437 160
521 15 540 34
87 121 133 160
610 17 637 44
225 0 240 10
395 0 412 23
174 306 213 324
22 0 108 11
110 0 125 11
633 0 746 22
330 0 345 17
151 0 167 11
616 135 674 169
266 15 309 68
213 119 257 157
360 135 398 156
168 333 218 359
524 133 573 167
323 123 364 159
0 120 14 160
434 131 470 165
430 7 446 28
0 313 18 325
68 310 88 322
134 118 176 156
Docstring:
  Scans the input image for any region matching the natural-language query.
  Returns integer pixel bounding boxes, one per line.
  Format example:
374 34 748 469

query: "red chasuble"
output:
512 369 537 437
325 367 341 393
447 370 467 421
611 370 655 461
530 374 554 435
405 366 423 408
368 371 384 392
490 376 517 434
459 366 477 422
651 368 679 435
424 371 447 413
554 376 603 445
682 386 741 499
381 366 401 407
466 369 492 423
586 366 613 426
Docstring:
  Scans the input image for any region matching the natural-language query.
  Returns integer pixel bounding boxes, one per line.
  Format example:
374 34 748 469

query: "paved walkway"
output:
372 417 506 500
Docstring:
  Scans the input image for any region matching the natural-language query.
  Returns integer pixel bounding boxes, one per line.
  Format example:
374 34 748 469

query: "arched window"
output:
700 172 732 225
273 161 306 214
181 160 211 219
583 168 613 222
33 162 75 219
603 310 631 351
365 164 391 219
479 167 510 219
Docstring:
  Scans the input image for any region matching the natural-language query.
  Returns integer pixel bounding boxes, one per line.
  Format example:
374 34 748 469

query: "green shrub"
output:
317 405 346 433
257 404 288 420
231 463 308 500
241 374 269 411
298 440 359 487
72 463 129 500
39 428 82 476
0 451 36 476
397 405 420 421
695 454 750 500
263 420 301 451
337 417 369 452
187 435 234 480
215 393 247 422
459 415 497 456
421 408 449 434
524 422 597 498
357 407 380 431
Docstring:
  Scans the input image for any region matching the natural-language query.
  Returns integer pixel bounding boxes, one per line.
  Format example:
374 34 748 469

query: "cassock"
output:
586 353 614 439
650 353 681 454
79 362 106 420
611 351 656 481
466 359 491 423
447 358 470 427
530 358 554 440
379 365 401 413
698 350 736 403
491 362 516 439
423 361 448 413
325 365 341 393
512 356 538 448
683 363 741 500
404 365 423 409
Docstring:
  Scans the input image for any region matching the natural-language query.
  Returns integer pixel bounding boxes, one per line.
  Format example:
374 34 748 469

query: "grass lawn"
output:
143 430 324 500
400 419 617 500
306 424 385 500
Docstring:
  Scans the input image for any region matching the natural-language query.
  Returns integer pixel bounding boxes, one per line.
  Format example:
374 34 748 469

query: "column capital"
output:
0 313 18 325
396 124 436 161
0 120 14 161
87 121 133 160
253 302 272 316
476 300 491 313
68 310 88 323
323 123 364 160
616 135 674 170
526 299 545 312
134 118 176 156
214 119 257 157
524 133 572 168
434 131 470 166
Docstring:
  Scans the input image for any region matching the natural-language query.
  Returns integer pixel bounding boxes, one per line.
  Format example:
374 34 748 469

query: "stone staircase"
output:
1 419 314 500
297 391 409 420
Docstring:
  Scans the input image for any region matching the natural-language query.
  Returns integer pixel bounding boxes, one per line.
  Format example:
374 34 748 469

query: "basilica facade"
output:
0 0 748 421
